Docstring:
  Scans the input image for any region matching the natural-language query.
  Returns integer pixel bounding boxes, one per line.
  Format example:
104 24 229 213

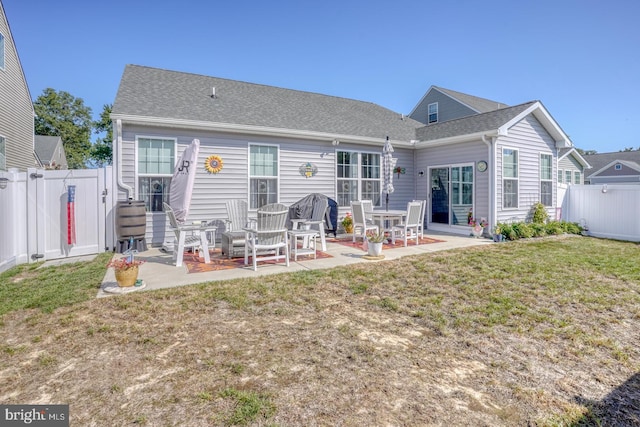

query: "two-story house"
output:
0 0 34 171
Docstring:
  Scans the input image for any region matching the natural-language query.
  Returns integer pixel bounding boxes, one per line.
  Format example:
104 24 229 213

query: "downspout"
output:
115 119 133 200
482 134 497 230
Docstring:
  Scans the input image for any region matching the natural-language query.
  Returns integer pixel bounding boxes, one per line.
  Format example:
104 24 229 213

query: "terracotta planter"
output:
115 266 139 287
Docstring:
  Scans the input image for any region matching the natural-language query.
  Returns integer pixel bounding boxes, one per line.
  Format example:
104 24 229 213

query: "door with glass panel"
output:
430 166 473 225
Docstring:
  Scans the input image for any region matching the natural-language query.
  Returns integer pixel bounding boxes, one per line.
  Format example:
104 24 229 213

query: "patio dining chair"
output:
361 199 374 223
413 199 426 238
244 203 290 271
163 202 216 267
391 201 422 246
351 201 379 243
222 199 249 258
290 197 328 251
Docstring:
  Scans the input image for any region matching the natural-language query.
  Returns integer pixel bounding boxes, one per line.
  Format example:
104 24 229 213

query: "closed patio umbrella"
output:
169 138 200 223
382 136 397 211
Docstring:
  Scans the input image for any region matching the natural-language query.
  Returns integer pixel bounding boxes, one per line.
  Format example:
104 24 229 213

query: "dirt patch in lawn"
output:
1 236 639 426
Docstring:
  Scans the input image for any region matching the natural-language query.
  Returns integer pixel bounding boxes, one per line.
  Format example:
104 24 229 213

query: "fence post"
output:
26 168 46 262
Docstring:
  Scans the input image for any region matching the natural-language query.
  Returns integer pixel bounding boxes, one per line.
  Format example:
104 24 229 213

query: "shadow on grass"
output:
574 372 639 426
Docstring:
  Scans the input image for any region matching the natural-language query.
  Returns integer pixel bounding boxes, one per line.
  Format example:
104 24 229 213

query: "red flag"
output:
67 185 76 245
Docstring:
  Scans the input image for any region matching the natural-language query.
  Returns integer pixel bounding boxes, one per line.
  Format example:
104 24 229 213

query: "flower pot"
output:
493 233 503 242
344 225 353 234
367 241 383 257
115 266 139 287
471 225 484 238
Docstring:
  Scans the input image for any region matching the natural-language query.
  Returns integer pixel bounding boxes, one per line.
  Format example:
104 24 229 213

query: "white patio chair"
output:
163 202 216 267
291 198 328 251
351 201 379 243
413 199 426 238
244 203 290 271
222 200 249 258
391 201 423 246
361 199 374 223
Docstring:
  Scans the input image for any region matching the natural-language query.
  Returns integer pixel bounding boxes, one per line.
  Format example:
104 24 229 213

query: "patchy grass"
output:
0 236 639 425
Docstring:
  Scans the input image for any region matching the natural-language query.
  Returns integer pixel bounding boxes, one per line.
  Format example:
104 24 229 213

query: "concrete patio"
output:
98 231 493 297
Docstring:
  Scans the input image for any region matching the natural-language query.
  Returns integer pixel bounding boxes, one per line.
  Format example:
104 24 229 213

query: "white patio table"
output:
367 209 406 244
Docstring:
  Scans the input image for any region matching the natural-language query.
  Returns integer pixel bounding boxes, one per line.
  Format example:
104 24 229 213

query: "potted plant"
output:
492 224 504 242
468 217 488 238
341 212 353 234
108 256 145 287
365 230 386 256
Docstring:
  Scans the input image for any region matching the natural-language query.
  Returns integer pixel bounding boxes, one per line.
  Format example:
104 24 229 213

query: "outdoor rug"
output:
182 248 333 274
331 235 445 251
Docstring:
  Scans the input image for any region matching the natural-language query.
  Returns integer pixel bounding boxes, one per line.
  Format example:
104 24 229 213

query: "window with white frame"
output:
428 102 438 124
540 153 552 206
249 144 278 209
0 136 6 171
574 171 581 184
615 163 622 170
137 137 175 212
0 32 4 70
503 148 518 208
336 151 380 206
565 170 572 184
557 169 563 183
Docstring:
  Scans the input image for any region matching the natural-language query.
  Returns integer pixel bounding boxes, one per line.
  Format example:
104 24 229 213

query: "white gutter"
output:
414 130 500 149
114 119 133 199
110 114 415 148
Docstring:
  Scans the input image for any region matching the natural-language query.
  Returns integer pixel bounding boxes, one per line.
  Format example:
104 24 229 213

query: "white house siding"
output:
415 140 490 231
118 124 415 245
0 5 34 171
496 115 556 222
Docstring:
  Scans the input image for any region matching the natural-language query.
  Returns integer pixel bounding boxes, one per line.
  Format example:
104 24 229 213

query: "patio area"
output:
98 231 492 296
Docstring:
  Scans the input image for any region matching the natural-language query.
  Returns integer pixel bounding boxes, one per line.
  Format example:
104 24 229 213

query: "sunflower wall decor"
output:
205 155 224 174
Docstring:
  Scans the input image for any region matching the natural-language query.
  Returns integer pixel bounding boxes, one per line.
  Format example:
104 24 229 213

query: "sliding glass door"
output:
430 165 473 226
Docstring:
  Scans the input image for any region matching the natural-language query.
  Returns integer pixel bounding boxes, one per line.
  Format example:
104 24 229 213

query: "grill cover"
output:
286 193 338 236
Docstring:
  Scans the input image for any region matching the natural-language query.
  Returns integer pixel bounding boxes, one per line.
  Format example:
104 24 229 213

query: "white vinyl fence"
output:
562 184 640 242
0 167 114 273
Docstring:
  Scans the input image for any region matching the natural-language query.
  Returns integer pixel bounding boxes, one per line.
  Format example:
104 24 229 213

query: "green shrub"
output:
561 221 582 234
531 202 549 224
545 221 564 235
499 223 517 241
512 222 534 239
531 223 547 237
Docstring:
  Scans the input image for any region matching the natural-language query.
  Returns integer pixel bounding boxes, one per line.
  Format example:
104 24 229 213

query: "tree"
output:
34 88 93 169
90 104 113 167
576 148 597 156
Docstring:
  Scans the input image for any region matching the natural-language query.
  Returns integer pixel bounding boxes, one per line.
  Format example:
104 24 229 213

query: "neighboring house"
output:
111 65 578 246
583 151 640 185
0 0 34 171
34 135 68 169
557 147 591 185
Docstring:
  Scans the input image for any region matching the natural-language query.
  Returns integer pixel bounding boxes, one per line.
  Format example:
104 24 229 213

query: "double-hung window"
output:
540 153 552 206
337 151 380 206
557 169 563 183
137 137 175 212
574 171 581 184
565 170 572 184
428 102 438 124
503 148 518 209
249 144 278 209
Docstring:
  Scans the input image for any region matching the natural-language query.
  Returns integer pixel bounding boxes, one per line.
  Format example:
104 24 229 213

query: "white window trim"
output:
427 102 438 124
0 134 6 171
557 169 563 183
248 142 280 211
134 135 177 206
540 152 553 206
574 170 581 184
335 149 382 207
502 147 519 210
615 163 622 170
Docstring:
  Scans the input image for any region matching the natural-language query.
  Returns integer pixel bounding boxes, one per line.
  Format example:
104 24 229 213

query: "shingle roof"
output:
584 151 640 177
434 86 508 113
112 65 424 142
415 102 536 141
34 135 60 163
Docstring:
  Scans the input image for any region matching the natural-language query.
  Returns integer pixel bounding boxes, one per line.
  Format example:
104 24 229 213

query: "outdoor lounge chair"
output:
351 201 379 243
413 199 426 238
290 197 328 251
163 202 216 267
391 201 422 246
244 203 290 271
221 199 249 258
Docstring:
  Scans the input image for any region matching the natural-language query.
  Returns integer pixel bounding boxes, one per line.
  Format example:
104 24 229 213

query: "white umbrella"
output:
169 138 200 223
382 136 396 211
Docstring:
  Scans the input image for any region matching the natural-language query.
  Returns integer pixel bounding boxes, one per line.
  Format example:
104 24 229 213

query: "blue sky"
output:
4 0 639 153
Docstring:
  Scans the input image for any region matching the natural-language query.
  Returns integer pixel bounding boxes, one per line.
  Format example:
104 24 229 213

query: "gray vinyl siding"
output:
120 124 416 246
0 6 34 171
496 116 556 222
410 90 478 125
415 140 490 227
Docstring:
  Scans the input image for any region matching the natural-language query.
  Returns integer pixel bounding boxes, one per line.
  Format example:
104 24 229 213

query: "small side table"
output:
288 229 318 261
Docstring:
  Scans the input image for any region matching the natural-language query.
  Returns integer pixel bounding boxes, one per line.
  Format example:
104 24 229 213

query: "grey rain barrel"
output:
116 200 147 240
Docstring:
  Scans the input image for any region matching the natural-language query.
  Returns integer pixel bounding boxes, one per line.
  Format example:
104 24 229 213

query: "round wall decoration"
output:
299 162 318 178
477 160 488 172
205 155 224 174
